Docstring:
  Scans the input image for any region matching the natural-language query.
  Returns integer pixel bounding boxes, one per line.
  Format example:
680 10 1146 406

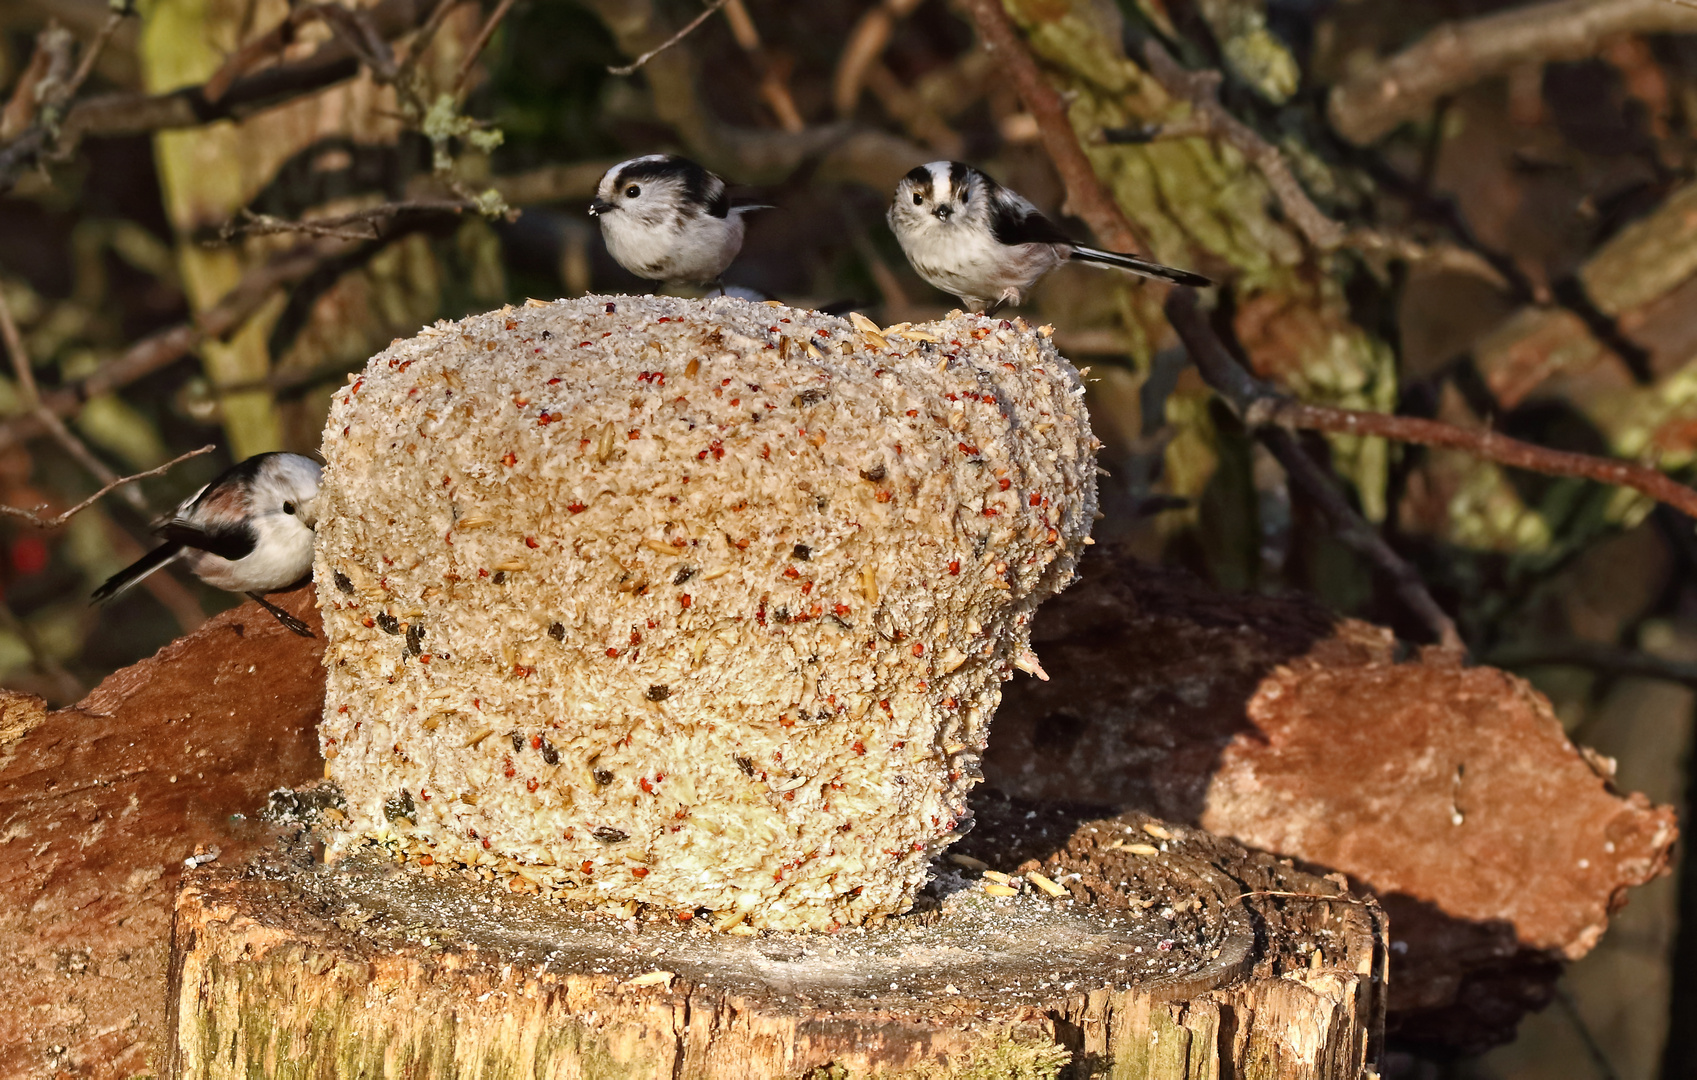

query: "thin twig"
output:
0 264 147 515
452 0 518 95
1139 41 1345 251
61 7 132 105
1486 640 1697 690
0 597 80 704
1164 289 1697 519
0 243 336 453
957 0 1142 254
0 444 215 530
215 198 472 243
1166 290 1464 649
607 0 732 77
1328 0 1697 144
0 0 437 192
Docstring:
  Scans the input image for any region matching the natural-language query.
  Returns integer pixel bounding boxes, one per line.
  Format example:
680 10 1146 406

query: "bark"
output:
0 588 324 1079
167 795 1386 1079
985 546 1677 1051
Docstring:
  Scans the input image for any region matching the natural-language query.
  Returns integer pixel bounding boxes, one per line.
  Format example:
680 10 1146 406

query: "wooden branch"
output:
0 244 334 453
0 0 435 191
1139 41 1345 251
831 0 925 117
956 0 1143 254
0 262 149 515
1328 0 1697 144
452 0 518 93
216 198 473 242
1487 640 1697 690
605 0 731 77
1162 287 1697 519
0 444 214 530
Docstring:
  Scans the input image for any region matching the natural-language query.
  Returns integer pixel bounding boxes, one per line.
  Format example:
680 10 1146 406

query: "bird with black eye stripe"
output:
588 154 768 292
887 161 1212 314
92 452 323 636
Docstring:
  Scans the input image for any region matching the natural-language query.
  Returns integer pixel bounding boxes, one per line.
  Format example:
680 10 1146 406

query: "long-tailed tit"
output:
92 452 322 637
887 161 1211 313
588 155 766 289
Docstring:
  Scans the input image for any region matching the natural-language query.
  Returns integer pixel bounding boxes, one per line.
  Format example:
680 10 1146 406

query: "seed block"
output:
314 295 1096 930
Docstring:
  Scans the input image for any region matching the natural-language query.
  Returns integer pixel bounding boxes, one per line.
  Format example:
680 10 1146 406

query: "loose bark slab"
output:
168 794 1386 1079
985 547 1677 1050
0 587 324 1080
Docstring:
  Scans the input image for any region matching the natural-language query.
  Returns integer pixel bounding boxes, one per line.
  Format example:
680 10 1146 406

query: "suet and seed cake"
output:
314 294 1096 930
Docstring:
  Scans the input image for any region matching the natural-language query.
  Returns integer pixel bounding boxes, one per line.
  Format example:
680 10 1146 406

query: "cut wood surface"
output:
169 793 1386 1079
0 587 324 1080
985 547 1677 1050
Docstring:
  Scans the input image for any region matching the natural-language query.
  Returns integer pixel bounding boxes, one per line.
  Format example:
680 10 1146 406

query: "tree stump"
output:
167 792 1385 1078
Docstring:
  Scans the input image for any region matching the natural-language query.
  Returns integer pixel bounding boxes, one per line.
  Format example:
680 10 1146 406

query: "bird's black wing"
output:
156 517 258 562
986 189 1076 248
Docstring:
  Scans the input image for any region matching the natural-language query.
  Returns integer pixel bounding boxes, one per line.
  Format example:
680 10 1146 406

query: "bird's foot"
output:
249 592 315 638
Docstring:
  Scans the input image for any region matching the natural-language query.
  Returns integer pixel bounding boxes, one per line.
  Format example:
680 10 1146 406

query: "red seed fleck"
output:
679 594 692 609
502 451 518 467
1030 493 1042 506
629 429 641 439
800 581 813 594
999 478 1011 491
525 536 540 549
852 740 866 755
906 409 918 417
640 777 654 793
527 778 539 793
581 861 594 874
948 559 961 575
632 867 649 878
548 377 561 384
779 714 795 728
912 643 925 656
568 502 587 513
983 507 999 516
782 567 800 579
834 603 850 616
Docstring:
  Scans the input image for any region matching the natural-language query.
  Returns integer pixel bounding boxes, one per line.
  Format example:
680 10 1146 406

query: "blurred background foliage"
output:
5 0 1697 1072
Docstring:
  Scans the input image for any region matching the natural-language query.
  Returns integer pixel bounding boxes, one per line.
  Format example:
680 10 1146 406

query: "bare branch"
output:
0 445 216 530
0 243 337 454
0 0 437 192
215 198 473 243
1487 640 1697 690
1164 286 1697 521
0 598 80 704
1164 290 1463 649
454 0 518 95
0 263 148 515
60 6 131 105
606 0 732 77
1139 41 1345 251
1328 0 1697 145
832 0 926 117
956 0 1144 255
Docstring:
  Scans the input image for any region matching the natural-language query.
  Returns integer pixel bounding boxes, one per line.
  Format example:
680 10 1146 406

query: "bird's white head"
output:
250 453 323 531
588 154 729 227
887 161 984 238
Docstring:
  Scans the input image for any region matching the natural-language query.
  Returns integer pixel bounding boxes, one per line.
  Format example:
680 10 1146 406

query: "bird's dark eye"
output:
625 184 641 198
283 501 296 515
912 192 924 205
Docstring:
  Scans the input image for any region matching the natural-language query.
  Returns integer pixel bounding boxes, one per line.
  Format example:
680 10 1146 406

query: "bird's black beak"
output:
588 198 613 217
933 204 954 221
